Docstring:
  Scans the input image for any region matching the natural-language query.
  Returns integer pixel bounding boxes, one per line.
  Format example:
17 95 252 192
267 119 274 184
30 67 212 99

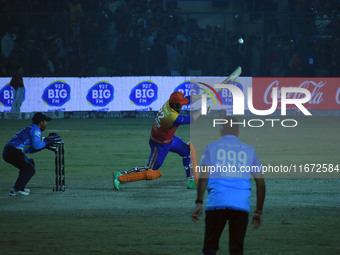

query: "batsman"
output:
113 91 202 190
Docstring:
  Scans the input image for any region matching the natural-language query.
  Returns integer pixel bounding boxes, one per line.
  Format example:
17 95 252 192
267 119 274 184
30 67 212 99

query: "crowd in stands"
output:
1 0 339 78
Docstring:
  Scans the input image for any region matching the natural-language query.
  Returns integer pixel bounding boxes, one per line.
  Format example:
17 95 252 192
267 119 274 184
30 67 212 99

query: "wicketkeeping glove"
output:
45 133 63 146
48 132 61 138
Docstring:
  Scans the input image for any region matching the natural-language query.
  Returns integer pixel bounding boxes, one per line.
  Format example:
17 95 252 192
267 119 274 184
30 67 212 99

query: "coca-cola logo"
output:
264 81 325 105
336 87 340 104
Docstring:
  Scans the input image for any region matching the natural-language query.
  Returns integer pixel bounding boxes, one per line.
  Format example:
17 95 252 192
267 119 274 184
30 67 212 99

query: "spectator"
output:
25 40 43 76
288 52 303 76
69 0 83 40
0 0 339 77
167 39 185 76
1 26 18 59
250 36 263 76
8 40 26 69
132 39 149 76
149 33 169 75
10 64 25 113
40 51 55 77
188 42 205 76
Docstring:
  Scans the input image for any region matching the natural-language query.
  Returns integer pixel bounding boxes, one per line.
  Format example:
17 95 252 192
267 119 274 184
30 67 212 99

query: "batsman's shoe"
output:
9 188 30 196
113 172 122 191
187 177 197 189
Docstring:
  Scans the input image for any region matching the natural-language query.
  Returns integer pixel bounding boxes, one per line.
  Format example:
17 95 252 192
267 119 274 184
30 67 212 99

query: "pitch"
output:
0 117 339 254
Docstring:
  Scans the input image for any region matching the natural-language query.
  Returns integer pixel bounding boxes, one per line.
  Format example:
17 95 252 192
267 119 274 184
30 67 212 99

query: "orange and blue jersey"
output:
147 99 192 174
150 100 192 144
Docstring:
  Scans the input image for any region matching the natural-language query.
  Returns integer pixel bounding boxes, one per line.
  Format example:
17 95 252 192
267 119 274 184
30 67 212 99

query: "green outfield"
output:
0 117 339 255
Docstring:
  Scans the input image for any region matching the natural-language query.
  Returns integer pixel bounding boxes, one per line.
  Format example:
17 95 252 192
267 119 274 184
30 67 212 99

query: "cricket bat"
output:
221 66 242 84
195 66 242 112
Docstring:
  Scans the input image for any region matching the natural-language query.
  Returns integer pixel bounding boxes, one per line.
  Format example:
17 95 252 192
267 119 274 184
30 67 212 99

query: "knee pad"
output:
118 170 162 183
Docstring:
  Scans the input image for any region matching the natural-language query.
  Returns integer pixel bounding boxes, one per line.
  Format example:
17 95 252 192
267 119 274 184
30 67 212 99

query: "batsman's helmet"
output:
169 92 189 105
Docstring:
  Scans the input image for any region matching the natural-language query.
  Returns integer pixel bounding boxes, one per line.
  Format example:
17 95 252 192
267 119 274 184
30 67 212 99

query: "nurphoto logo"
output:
200 83 312 128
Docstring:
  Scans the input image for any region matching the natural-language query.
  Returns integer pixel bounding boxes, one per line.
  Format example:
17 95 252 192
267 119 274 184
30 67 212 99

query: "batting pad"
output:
189 142 199 184
118 170 162 183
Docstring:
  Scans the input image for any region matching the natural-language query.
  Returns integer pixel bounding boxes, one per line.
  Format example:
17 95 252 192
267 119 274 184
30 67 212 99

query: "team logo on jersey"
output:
42 81 71 107
0 83 26 107
86 81 114 107
130 80 158 106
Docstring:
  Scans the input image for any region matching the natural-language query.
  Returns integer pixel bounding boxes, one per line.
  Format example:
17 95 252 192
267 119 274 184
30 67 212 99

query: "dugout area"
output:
0 117 339 254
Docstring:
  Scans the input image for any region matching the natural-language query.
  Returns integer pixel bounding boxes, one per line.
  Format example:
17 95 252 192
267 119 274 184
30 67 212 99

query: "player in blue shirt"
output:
191 116 266 255
2 112 60 196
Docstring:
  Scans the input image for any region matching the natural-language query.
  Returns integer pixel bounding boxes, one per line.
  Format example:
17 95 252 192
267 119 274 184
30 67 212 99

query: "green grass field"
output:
0 117 339 255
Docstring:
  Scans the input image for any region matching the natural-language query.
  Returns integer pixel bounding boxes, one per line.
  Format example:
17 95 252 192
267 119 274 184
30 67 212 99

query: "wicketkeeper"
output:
2 112 62 196
113 91 202 190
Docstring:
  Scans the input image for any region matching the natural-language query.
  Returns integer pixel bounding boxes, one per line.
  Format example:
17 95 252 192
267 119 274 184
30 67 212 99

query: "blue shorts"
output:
147 136 190 170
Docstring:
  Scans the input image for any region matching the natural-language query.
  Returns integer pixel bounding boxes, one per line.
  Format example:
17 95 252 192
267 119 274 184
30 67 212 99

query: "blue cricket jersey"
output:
200 135 262 213
7 123 46 154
